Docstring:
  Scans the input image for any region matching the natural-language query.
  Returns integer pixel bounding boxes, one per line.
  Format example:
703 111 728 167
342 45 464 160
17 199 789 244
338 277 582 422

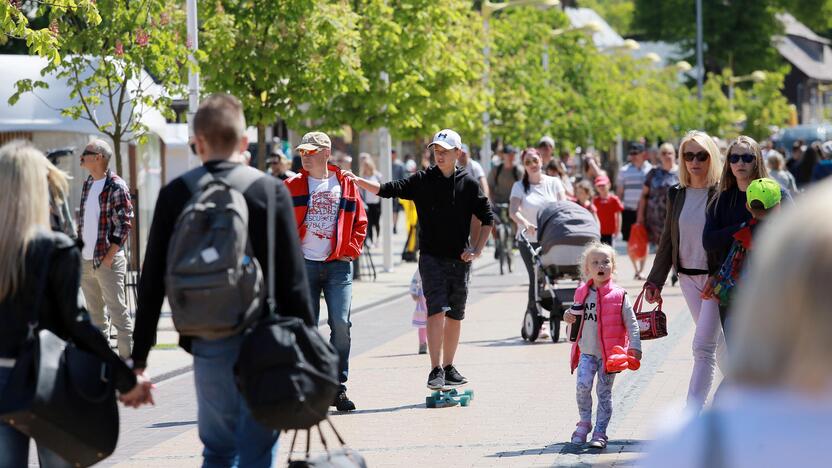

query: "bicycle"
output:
493 203 514 275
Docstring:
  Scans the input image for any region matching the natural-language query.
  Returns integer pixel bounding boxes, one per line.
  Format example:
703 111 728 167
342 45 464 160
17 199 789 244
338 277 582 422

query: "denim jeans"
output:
576 354 617 434
305 259 352 389
0 366 71 467
192 335 279 468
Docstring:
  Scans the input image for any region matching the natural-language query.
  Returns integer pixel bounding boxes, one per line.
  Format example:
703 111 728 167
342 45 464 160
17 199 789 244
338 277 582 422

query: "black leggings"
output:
366 203 381 242
518 240 539 314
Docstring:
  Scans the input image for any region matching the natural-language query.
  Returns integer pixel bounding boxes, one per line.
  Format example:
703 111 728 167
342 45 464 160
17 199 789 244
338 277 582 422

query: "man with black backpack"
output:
131 93 314 467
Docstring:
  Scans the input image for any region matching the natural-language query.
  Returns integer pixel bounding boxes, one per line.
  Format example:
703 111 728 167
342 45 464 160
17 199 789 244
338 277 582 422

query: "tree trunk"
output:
113 137 123 176
351 129 361 173
257 124 267 171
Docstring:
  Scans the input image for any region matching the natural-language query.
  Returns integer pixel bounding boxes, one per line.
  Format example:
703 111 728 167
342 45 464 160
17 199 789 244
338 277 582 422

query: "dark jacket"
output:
703 185 791 275
647 185 722 288
132 161 315 369
0 230 136 393
377 165 493 260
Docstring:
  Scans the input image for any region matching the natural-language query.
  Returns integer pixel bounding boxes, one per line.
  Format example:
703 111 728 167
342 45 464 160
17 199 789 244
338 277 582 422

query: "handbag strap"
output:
266 180 276 315
23 236 54 341
633 286 663 314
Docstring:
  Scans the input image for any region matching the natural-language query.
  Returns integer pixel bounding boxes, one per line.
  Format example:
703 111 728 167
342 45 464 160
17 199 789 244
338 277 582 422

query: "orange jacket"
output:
284 164 367 261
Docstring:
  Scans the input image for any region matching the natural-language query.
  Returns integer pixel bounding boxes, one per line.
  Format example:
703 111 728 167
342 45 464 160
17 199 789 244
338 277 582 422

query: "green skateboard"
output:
425 385 475 408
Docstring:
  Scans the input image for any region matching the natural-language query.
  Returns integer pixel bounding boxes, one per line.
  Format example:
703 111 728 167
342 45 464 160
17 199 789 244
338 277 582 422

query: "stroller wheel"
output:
549 316 561 343
522 309 542 342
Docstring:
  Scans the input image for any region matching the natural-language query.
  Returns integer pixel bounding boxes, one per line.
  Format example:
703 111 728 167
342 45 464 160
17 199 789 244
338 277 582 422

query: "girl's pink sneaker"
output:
571 421 592 444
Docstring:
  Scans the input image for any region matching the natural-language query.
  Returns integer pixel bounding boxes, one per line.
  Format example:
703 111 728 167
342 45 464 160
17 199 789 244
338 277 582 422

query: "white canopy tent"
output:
0 54 192 262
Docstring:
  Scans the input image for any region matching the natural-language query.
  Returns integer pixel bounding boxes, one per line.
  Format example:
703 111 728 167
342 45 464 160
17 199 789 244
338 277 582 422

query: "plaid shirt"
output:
77 170 133 268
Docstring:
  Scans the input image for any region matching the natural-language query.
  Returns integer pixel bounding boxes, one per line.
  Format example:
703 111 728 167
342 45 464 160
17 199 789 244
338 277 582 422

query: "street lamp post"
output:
481 0 560 172
186 0 199 168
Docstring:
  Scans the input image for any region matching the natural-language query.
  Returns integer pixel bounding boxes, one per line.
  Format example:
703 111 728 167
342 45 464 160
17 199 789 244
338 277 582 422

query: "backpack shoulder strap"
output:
181 166 212 196
223 165 265 194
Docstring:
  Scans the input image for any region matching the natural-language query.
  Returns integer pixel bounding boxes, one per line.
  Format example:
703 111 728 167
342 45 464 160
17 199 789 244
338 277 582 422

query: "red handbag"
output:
627 223 648 259
633 288 668 340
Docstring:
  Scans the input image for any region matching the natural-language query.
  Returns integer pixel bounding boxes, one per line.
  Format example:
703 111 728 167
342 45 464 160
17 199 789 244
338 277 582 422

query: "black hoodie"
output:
378 165 493 259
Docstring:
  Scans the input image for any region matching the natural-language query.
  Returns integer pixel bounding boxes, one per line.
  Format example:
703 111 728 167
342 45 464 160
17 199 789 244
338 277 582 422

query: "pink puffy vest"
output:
570 279 629 374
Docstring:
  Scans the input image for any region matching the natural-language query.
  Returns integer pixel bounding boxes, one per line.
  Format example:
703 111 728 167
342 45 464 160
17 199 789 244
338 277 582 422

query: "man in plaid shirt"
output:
78 138 134 358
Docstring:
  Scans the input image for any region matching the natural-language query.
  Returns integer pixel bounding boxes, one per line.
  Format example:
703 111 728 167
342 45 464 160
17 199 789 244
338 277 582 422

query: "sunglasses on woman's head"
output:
728 153 755 164
683 151 709 162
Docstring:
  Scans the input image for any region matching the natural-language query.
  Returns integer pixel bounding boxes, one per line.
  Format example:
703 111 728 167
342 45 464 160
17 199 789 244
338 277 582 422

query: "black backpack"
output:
235 185 339 431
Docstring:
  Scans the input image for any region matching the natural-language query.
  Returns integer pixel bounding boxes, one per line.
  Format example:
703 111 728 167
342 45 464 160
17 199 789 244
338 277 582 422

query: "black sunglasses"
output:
80 150 100 157
683 151 709 162
728 153 755 164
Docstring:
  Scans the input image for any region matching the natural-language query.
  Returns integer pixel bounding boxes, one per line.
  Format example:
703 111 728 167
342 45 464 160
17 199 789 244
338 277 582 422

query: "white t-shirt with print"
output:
302 175 341 261
509 175 566 242
82 178 106 260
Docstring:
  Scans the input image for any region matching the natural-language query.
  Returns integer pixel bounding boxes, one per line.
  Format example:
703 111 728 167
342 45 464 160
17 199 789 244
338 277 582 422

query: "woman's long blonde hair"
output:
677 130 722 188
0 141 51 301
729 180 832 392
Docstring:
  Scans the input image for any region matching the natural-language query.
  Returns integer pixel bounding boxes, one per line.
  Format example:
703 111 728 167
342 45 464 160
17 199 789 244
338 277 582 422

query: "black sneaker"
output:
443 365 468 386
333 390 355 412
427 366 445 390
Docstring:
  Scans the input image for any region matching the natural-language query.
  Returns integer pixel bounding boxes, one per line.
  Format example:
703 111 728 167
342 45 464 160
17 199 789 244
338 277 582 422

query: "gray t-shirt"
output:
574 286 641 357
678 188 709 271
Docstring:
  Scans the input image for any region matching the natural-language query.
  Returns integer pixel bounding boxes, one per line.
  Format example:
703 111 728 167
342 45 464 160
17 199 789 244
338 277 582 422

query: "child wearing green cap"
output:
702 178 782 337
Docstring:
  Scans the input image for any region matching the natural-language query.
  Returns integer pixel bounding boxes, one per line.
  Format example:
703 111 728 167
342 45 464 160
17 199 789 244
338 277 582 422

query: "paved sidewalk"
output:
112 252 721 467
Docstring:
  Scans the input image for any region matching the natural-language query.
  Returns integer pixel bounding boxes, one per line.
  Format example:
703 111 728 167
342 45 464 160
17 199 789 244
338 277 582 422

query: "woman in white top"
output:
644 180 832 468
643 131 725 412
510 147 567 316
359 153 382 244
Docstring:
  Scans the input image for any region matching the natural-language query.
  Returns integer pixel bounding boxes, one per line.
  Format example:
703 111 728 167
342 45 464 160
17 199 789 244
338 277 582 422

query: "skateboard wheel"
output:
460 396 470 406
426 396 435 408
431 391 440 398
464 389 474 399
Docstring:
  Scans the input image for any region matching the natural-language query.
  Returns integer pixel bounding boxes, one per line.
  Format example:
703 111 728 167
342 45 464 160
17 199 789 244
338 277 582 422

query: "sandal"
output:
588 432 608 449
570 421 592 444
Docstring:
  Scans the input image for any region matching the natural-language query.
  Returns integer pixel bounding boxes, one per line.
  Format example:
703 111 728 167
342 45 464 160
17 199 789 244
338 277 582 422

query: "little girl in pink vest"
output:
564 241 642 449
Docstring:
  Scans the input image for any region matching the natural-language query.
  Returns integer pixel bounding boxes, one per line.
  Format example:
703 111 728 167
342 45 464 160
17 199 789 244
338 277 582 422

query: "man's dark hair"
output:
193 93 246 155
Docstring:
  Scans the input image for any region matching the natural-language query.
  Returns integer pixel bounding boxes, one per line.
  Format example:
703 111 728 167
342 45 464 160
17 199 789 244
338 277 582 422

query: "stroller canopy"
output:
537 201 601 253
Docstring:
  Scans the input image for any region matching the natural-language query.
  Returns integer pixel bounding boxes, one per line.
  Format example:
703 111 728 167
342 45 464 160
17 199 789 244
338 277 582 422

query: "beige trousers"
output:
81 256 133 358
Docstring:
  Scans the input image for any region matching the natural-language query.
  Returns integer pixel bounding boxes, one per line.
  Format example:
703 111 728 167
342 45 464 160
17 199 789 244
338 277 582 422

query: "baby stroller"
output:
518 201 600 342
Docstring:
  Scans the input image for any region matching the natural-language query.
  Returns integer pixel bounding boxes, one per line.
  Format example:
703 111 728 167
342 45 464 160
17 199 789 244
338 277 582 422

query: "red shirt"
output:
593 195 624 235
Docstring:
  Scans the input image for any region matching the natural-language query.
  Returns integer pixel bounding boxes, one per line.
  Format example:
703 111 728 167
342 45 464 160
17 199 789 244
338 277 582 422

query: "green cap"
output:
747 178 781 210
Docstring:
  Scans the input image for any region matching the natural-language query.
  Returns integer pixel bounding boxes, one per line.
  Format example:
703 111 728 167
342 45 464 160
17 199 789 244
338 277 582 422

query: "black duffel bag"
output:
236 316 339 431
235 186 340 431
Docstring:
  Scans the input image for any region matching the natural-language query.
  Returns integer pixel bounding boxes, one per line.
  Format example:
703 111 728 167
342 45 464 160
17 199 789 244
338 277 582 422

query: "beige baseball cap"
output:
296 131 331 152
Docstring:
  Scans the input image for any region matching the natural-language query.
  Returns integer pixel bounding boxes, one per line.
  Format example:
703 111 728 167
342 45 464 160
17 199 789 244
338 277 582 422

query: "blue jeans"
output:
305 259 353 390
192 336 279 468
0 366 71 467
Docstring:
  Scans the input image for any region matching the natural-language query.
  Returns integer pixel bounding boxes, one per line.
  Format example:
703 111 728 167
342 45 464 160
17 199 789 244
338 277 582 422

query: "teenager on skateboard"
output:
344 129 493 389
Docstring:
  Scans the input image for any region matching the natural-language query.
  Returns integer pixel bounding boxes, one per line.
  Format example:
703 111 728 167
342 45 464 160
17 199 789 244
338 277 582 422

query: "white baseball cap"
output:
429 129 462 150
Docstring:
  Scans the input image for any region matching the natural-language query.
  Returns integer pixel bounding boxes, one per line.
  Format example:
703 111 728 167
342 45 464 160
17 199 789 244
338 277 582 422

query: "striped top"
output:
616 161 653 210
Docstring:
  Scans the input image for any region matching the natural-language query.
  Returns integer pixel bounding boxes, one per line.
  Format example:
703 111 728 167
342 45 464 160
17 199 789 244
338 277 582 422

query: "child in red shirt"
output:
592 175 624 246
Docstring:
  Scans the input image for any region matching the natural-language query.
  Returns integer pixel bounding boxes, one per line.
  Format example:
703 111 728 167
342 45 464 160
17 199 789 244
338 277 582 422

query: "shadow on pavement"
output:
331 403 425 416
460 337 558 348
370 352 421 359
148 420 198 429
488 439 646 458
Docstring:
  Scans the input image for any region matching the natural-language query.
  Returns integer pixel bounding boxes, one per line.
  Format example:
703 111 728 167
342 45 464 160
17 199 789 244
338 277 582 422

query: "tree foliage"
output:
1 0 100 62
311 0 485 144
10 0 193 175
199 0 367 169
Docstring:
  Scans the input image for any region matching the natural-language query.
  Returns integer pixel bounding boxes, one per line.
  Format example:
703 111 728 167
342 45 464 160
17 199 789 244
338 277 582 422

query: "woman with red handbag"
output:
643 131 725 413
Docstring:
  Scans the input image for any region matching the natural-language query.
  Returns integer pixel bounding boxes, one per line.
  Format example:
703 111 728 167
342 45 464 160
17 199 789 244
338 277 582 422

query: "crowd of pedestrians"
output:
3 85 832 467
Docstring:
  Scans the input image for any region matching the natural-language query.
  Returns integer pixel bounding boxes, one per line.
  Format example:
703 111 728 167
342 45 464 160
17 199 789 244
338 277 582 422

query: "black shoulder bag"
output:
235 184 340 431
0 239 119 467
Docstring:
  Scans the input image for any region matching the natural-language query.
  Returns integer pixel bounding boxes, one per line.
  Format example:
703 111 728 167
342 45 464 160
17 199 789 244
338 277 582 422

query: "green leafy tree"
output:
633 0 785 76
1 0 100 62
578 0 635 36
308 0 485 162
10 0 193 175
732 67 791 140
199 0 367 170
